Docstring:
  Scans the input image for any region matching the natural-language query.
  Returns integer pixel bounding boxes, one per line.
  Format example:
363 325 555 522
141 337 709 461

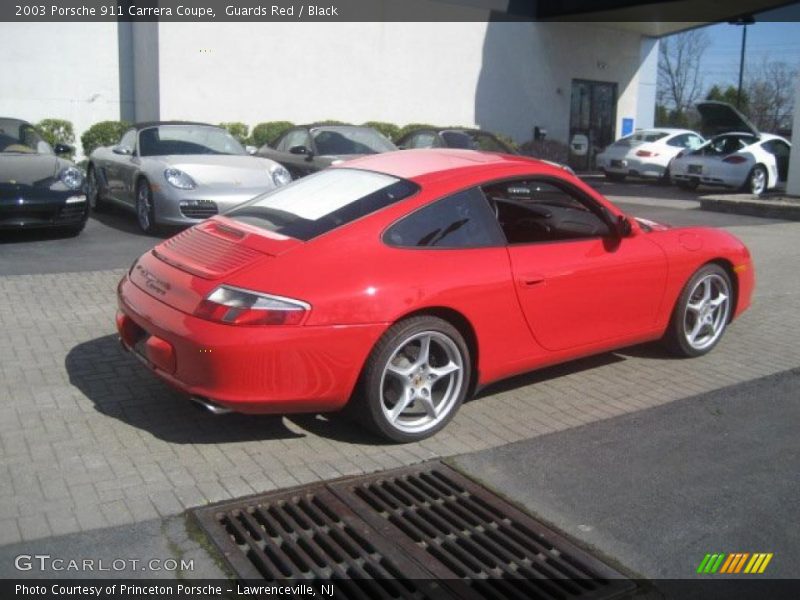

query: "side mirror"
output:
289 145 309 156
112 145 132 156
245 145 257 155
616 215 633 237
54 143 73 156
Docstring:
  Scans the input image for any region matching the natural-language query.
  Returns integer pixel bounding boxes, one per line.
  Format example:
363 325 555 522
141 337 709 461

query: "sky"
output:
692 3 800 90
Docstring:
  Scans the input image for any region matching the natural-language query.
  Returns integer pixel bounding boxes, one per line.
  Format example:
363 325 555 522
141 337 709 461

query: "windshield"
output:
0 119 52 154
227 168 418 241
311 127 397 155
138 125 245 157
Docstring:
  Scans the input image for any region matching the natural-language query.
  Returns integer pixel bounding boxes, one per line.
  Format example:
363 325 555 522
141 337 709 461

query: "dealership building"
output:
1 0 797 184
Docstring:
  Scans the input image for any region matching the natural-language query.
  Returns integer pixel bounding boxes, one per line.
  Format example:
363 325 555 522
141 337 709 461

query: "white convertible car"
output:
670 102 791 195
596 128 705 182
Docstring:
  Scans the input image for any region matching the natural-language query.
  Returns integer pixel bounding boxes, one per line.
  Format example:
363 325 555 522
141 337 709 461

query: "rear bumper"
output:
116 275 386 414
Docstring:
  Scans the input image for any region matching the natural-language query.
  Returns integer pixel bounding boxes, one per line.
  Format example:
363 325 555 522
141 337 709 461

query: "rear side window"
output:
384 187 505 248
227 169 418 241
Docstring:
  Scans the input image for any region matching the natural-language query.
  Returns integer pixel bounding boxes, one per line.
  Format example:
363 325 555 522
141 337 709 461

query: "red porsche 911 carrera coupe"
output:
116 149 754 442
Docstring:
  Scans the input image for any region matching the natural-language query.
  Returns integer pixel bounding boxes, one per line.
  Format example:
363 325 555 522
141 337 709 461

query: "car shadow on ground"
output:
582 177 705 201
0 226 81 244
473 352 627 399
65 334 310 444
91 204 181 238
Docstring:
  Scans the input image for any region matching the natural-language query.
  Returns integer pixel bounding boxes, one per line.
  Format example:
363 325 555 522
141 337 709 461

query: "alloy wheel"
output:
136 182 152 231
749 167 767 195
683 273 731 352
379 331 464 435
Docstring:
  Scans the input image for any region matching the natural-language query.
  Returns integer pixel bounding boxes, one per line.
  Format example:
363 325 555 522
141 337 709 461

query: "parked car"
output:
596 128 705 182
0 117 87 235
256 124 397 178
116 149 753 442
87 121 291 233
670 102 790 195
397 127 517 154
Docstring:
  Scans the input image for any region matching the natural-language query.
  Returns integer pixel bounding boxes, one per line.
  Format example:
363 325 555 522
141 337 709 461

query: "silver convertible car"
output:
87 122 291 233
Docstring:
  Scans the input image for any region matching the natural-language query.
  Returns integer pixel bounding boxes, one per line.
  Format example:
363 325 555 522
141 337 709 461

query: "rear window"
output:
614 131 668 147
226 168 418 241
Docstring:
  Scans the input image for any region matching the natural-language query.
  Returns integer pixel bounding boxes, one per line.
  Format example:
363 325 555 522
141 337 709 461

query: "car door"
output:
486 177 668 351
104 128 137 202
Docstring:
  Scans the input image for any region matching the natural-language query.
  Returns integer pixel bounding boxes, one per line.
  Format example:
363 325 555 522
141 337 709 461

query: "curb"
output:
700 194 800 221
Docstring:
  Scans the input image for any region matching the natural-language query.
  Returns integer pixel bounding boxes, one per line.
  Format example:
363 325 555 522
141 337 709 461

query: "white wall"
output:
157 22 651 145
0 22 121 158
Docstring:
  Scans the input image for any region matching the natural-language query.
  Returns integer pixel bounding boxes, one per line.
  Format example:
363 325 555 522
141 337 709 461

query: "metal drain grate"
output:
194 463 635 600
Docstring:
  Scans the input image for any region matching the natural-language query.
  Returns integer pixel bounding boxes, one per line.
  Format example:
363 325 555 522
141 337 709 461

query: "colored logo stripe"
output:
698 553 773 574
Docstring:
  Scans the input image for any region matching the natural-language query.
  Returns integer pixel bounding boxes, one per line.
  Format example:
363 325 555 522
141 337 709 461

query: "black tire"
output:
676 179 699 191
663 263 733 358
86 164 105 211
135 178 158 234
353 316 471 443
658 163 672 186
745 164 768 196
604 172 626 183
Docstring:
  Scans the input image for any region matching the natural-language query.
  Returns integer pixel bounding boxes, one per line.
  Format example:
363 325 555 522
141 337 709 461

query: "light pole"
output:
731 16 755 109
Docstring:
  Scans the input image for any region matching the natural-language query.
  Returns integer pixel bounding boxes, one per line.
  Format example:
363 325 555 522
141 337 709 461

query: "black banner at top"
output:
2 0 800 22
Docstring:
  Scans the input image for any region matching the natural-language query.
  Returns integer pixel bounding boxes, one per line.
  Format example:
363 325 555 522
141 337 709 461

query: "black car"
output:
0 118 87 235
257 124 397 178
397 127 517 154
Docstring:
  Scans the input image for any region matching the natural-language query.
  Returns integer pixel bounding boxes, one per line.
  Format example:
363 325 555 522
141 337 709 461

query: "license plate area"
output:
688 164 703 174
610 159 625 168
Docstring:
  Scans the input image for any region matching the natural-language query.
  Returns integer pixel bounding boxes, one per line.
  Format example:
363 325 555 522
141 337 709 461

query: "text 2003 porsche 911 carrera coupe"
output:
116 150 754 442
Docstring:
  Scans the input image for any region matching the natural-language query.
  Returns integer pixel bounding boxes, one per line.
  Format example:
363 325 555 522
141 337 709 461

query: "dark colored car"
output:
0 117 87 235
256 124 397 178
397 128 517 154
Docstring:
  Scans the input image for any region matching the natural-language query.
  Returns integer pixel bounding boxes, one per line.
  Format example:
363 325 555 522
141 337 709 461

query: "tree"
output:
658 29 711 121
706 84 748 113
744 59 796 133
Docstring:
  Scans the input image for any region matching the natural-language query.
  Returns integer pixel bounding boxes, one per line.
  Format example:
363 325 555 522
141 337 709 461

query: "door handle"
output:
518 274 545 287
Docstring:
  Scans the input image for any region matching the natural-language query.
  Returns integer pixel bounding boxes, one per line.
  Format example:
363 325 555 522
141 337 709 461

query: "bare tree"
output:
745 58 797 133
658 29 711 116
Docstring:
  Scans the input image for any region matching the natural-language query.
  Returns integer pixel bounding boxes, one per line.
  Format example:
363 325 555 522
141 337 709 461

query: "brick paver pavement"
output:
1 220 798 544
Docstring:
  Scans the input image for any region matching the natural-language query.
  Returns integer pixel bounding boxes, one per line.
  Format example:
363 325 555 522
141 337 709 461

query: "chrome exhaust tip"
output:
190 396 232 416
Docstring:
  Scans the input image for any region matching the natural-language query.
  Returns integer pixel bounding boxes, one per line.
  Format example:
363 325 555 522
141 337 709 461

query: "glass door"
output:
569 80 617 172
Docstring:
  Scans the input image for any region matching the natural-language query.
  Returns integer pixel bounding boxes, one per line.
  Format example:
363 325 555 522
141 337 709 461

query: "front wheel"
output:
135 179 158 234
664 264 732 357
86 165 104 211
356 316 470 443
676 179 699 191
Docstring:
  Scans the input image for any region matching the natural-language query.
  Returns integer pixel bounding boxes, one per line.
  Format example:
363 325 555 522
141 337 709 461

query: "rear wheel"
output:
746 165 767 196
355 316 470 443
135 178 158 234
676 179 699 191
664 264 732 357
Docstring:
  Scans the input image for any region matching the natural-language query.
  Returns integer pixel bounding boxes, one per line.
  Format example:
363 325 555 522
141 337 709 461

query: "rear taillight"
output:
636 150 658 157
723 155 748 164
195 285 310 326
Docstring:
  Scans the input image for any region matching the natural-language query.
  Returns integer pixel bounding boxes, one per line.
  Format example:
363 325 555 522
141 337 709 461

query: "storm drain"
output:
193 463 635 600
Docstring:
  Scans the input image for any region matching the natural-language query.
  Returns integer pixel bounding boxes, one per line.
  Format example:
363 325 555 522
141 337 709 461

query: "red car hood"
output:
635 216 671 231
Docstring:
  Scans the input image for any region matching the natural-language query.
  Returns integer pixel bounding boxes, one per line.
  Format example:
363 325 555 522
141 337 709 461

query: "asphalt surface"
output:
453 368 800 582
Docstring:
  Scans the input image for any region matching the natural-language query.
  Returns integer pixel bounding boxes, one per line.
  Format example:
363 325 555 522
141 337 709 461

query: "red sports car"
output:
116 150 754 442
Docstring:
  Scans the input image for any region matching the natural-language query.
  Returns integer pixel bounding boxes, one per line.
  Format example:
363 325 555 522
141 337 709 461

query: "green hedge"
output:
218 122 249 144
362 121 401 142
251 121 295 148
81 121 131 157
396 123 438 141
